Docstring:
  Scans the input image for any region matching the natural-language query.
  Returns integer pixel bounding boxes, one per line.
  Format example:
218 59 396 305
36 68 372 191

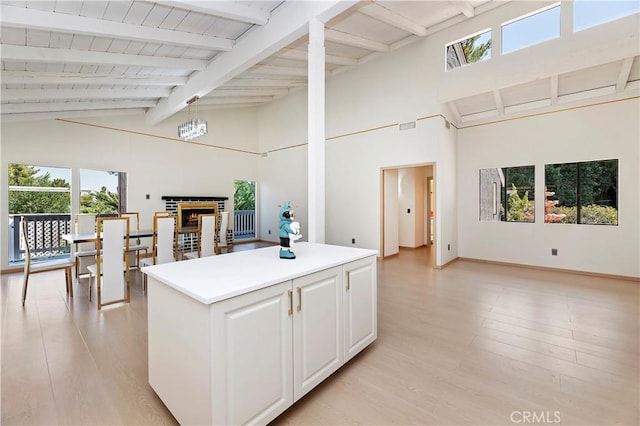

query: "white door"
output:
383 169 399 257
211 281 293 425
293 267 343 401
344 257 377 361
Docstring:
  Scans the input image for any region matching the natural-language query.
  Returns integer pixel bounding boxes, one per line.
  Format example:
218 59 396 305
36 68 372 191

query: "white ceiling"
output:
1 1 638 126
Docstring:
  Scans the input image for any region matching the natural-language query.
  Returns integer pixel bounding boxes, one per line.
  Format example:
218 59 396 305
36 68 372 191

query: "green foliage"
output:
8 164 70 214
507 185 534 222
462 35 492 63
505 166 535 200
234 180 255 211
545 160 617 208
581 204 618 225
548 205 618 225
80 187 119 214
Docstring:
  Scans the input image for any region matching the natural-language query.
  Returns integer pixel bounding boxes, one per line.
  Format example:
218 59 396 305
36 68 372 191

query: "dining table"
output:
61 229 154 244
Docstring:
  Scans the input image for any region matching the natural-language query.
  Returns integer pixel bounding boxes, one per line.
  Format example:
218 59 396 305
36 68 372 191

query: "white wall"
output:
0 107 260 269
257 32 459 266
457 99 640 278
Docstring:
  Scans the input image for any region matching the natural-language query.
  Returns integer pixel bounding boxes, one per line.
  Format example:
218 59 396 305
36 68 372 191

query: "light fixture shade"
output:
178 119 208 141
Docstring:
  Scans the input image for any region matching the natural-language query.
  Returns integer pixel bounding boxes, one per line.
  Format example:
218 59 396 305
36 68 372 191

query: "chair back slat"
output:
199 214 217 257
219 212 229 245
76 214 96 251
155 215 176 264
96 217 130 309
20 218 32 272
119 212 140 241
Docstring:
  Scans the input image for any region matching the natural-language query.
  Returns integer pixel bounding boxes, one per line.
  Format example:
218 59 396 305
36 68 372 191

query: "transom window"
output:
502 3 561 54
574 0 640 31
445 29 492 71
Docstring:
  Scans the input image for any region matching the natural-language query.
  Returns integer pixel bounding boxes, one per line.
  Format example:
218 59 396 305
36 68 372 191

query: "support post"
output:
308 18 325 243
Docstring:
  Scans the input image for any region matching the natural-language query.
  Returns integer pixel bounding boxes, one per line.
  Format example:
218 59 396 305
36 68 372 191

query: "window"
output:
79 169 126 214
544 159 618 225
8 164 72 263
502 4 561 54
446 29 492 71
479 165 535 222
574 0 640 31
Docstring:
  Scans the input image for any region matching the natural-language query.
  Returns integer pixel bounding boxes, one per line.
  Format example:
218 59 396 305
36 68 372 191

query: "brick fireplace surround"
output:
161 196 231 254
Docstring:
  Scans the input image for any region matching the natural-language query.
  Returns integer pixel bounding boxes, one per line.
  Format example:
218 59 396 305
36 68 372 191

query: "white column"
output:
308 18 325 243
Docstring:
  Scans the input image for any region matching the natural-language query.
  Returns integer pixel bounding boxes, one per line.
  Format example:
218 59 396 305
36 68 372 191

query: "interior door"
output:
383 169 399 257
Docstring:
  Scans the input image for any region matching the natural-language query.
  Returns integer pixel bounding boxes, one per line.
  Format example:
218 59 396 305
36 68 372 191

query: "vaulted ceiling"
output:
1 1 638 126
0 0 500 124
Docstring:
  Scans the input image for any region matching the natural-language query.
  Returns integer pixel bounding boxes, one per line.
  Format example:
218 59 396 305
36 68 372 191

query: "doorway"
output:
233 179 256 241
381 164 435 259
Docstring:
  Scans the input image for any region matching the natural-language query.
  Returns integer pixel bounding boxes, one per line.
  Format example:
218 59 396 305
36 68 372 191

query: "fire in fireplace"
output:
177 202 218 232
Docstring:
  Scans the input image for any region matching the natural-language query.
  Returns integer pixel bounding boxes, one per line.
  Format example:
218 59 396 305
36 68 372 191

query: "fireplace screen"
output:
177 202 218 232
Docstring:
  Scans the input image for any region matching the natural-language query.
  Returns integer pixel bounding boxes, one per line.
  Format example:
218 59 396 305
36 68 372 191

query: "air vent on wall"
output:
399 121 416 131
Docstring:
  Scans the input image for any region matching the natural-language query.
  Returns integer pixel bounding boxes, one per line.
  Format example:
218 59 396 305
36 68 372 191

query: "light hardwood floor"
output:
1 246 638 425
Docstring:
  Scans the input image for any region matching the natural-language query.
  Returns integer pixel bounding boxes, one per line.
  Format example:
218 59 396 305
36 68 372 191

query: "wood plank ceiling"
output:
0 1 637 126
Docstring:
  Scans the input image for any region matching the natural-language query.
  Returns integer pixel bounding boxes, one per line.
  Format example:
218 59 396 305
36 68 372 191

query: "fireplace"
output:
161 196 231 253
177 202 218 233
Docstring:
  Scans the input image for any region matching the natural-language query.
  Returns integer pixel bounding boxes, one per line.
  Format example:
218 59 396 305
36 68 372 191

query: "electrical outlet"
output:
352 238 355 244
447 244 450 251
407 208 411 214
552 248 558 256
268 230 271 235
145 194 150 200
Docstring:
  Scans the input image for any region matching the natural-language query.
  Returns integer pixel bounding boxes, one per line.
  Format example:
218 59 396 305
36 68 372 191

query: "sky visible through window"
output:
36 166 118 192
452 1 639 61
502 5 561 54
503 1 639 54
574 0 640 31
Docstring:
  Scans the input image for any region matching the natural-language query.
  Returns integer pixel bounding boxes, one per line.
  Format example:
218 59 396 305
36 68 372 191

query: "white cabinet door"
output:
344 256 377 361
292 267 343 401
211 281 293 426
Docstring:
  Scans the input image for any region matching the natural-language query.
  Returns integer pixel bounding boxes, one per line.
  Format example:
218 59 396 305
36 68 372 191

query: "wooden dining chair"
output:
119 212 149 268
216 211 232 254
20 217 74 306
183 213 218 259
140 214 178 291
87 217 130 310
74 213 97 278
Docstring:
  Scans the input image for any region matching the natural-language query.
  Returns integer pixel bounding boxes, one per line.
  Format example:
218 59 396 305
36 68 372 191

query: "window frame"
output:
544 159 619 226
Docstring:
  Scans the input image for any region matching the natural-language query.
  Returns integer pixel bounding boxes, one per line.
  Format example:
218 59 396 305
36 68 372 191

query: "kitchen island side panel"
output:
148 277 213 425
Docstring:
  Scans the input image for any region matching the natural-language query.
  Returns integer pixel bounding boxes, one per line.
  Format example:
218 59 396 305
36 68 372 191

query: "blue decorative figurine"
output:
279 201 302 259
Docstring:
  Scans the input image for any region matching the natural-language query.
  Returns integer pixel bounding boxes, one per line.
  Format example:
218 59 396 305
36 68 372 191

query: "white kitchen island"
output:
143 242 377 425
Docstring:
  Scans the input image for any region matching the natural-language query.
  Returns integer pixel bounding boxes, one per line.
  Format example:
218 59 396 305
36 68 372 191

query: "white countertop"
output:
142 242 378 304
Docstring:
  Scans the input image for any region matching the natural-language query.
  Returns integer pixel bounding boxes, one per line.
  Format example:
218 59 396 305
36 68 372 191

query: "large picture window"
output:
544 159 618 225
479 165 535 222
8 164 72 263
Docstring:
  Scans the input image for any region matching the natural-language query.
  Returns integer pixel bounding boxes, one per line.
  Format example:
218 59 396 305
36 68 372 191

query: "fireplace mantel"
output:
161 196 228 201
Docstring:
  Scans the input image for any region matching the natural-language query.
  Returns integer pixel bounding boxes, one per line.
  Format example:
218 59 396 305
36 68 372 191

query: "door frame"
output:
380 162 436 258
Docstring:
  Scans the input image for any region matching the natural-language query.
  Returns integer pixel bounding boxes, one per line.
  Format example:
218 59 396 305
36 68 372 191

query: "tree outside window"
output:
545 159 618 225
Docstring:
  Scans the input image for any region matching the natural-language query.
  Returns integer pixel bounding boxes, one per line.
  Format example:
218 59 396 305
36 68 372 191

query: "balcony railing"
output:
8 210 256 264
9 214 72 264
234 210 255 240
